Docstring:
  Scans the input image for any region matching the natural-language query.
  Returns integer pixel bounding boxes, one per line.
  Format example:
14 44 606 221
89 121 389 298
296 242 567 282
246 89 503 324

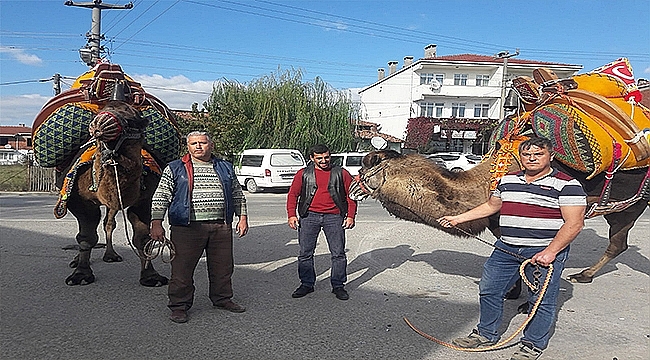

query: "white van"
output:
330 152 368 176
234 149 306 193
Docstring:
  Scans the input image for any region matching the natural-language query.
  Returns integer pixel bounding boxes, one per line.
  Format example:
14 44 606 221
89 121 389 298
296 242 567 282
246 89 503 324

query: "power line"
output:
112 0 179 52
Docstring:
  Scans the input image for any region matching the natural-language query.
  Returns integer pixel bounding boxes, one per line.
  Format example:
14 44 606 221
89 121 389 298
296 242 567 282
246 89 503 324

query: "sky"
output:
1 0 649 126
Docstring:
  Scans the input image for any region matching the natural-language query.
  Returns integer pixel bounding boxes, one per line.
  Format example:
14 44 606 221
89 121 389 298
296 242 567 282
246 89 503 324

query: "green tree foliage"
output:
180 68 357 158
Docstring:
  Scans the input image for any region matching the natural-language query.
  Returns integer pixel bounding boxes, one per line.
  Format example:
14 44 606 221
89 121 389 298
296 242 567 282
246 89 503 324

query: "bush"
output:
0 165 29 191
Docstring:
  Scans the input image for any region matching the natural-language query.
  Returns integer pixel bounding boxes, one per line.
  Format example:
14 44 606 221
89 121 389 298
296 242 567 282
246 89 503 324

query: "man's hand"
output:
343 217 355 229
530 249 556 267
149 219 165 240
236 215 249 237
288 216 299 230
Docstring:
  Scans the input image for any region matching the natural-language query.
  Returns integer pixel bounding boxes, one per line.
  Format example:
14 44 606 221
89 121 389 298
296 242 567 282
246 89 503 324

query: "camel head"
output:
349 149 494 237
88 101 148 143
349 150 402 201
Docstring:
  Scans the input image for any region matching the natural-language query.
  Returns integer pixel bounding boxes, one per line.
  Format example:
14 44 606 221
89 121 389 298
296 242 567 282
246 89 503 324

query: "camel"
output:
31 63 182 286
61 100 169 286
349 148 648 284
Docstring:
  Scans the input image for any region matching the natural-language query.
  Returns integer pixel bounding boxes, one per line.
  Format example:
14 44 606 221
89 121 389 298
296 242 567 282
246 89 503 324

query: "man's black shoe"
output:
292 285 314 298
332 287 349 300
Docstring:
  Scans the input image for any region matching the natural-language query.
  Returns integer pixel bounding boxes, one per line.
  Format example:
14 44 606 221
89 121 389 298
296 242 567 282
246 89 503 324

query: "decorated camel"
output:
32 63 182 286
350 58 650 284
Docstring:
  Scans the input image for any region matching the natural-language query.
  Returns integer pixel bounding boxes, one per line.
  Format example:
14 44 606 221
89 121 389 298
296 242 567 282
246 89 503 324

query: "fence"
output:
28 163 57 192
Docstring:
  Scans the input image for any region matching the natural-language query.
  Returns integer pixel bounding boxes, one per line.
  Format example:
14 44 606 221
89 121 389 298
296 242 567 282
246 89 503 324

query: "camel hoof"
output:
103 253 123 263
140 274 168 287
65 270 95 286
567 273 594 283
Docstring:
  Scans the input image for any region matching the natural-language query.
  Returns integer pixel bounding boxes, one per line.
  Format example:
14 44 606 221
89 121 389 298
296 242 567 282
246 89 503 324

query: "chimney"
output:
388 61 398 75
403 56 414 68
424 44 437 58
378 68 385 80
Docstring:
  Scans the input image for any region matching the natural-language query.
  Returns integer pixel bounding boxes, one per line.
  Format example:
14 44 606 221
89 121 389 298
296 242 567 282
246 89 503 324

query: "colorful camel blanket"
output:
32 63 182 170
54 146 162 219
489 58 650 186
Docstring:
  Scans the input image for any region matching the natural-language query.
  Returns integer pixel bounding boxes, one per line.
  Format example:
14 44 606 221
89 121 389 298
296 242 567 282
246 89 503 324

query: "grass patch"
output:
0 165 29 191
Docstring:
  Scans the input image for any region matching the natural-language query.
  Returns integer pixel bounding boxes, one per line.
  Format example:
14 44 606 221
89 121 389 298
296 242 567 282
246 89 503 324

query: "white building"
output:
358 44 582 153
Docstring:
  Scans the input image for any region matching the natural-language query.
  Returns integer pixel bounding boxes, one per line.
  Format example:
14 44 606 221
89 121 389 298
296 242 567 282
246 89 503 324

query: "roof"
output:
360 53 582 92
355 129 403 143
0 126 32 136
424 54 580 67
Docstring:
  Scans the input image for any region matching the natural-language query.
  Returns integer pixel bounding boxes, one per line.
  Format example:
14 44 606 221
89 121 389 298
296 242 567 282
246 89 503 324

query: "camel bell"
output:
111 81 127 101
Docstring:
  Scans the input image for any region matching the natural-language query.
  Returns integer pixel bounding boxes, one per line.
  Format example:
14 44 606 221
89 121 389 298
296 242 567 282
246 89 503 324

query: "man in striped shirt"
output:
150 131 248 323
438 137 587 360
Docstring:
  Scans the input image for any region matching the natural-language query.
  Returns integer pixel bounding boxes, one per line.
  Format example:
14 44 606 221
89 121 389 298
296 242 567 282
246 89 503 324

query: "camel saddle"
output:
500 61 650 180
32 63 182 171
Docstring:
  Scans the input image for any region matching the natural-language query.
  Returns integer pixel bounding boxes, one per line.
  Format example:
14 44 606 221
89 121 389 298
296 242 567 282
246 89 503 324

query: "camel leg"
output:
65 197 100 285
568 203 646 283
128 200 168 287
102 208 123 263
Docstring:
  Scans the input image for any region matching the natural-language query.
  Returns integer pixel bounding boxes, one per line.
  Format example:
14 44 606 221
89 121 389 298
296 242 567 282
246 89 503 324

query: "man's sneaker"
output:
292 285 314 298
510 343 542 360
332 287 349 300
451 330 494 348
169 309 188 323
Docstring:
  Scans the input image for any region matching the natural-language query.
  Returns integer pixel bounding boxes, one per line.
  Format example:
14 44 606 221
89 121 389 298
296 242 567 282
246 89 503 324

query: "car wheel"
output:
450 167 463 173
245 179 260 193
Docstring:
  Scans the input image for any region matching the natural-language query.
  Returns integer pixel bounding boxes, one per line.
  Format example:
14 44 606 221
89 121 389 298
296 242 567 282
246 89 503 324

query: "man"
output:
438 137 586 360
150 131 248 323
286 144 357 300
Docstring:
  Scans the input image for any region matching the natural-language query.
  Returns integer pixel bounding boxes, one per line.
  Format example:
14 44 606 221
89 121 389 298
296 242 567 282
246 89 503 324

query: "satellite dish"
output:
430 79 441 90
371 136 388 150
4 144 11 149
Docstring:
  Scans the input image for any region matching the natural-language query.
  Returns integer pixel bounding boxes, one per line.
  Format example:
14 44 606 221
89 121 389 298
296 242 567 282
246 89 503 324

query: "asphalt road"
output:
0 192 648 360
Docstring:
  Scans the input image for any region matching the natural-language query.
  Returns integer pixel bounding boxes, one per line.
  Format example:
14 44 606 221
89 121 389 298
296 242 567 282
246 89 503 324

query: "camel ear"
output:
363 152 383 168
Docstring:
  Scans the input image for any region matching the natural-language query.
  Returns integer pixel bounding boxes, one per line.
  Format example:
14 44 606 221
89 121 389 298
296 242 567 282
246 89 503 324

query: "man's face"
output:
311 151 331 171
520 145 552 173
187 135 213 161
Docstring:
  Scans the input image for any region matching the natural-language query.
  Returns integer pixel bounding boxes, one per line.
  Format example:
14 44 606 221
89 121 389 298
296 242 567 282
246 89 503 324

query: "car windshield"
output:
270 153 304 166
466 154 482 161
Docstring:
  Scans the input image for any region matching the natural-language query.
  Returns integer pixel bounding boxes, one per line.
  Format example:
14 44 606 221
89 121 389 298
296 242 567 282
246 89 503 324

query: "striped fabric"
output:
493 169 587 246
151 159 247 222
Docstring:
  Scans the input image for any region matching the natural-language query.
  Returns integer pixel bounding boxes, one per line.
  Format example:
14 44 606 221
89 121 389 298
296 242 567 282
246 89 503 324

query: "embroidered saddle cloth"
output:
493 60 650 180
32 63 182 171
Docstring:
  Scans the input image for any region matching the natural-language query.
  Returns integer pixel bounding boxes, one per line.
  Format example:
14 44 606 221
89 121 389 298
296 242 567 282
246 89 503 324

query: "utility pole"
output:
39 73 62 95
496 48 519 120
64 0 133 67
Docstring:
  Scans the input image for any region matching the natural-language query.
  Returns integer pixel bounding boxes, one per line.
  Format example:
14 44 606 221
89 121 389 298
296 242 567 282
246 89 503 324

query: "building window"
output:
420 102 435 117
435 103 444 117
474 103 490 117
420 73 444 85
475 74 490 86
454 74 468 86
451 103 466 117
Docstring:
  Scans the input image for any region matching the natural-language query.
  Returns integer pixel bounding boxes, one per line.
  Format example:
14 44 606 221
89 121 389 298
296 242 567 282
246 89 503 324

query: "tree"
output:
181 68 357 158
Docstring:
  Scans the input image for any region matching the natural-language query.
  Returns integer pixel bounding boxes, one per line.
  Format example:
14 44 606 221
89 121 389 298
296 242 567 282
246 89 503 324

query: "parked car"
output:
425 155 446 168
330 152 368 176
426 152 483 172
234 149 305 193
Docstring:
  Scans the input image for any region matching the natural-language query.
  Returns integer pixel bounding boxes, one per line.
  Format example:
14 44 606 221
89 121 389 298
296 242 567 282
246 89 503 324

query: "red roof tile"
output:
424 54 579 67
0 126 32 136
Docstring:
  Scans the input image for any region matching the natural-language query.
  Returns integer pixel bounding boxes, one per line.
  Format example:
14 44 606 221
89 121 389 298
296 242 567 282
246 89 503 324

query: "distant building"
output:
0 125 32 165
358 44 582 153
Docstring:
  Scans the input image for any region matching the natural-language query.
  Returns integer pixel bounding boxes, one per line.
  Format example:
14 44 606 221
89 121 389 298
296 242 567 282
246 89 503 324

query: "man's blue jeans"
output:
477 239 569 350
297 212 347 289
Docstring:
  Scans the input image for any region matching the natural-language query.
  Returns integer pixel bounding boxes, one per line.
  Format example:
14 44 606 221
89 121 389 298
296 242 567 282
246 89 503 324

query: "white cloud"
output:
644 66 650 74
130 74 214 110
0 46 43 66
315 20 348 31
0 75 214 126
0 94 50 126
